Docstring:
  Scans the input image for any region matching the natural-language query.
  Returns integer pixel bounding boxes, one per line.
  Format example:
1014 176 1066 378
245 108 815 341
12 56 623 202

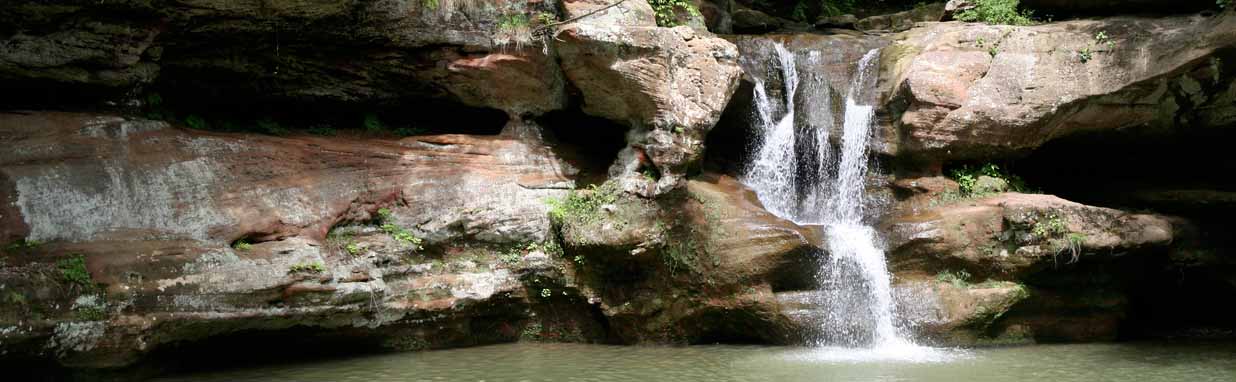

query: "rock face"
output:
0 0 743 197
881 13 1236 164
0 0 565 115
556 18 741 195
0 111 573 368
0 112 815 370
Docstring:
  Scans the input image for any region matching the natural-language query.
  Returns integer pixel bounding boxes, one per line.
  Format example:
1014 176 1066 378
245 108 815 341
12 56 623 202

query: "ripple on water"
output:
776 344 971 364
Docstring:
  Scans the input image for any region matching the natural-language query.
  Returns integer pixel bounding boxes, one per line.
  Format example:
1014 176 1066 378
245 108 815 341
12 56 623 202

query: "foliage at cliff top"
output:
648 0 700 27
957 0 1035 26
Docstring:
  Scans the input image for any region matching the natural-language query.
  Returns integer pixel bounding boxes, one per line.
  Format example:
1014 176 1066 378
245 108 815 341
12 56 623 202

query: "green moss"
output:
57 255 93 288
74 305 107 321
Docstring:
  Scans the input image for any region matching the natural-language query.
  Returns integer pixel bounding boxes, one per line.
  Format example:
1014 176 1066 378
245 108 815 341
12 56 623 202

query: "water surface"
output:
156 341 1236 382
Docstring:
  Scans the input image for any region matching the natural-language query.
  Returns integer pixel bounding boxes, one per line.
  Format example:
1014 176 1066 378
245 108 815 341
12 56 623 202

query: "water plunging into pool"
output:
743 44 936 359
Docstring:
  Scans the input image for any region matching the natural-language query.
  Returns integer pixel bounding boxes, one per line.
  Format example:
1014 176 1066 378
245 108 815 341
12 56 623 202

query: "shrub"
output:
820 0 856 18
307 125 337 136
948 163 1027 197
232 240 253 251
256 118 289 135
185 115 209 130
546 182 622 224
956 0 1034 26
5 238 41 254
936 269 972 287
647 0 700 27
363 113 385 133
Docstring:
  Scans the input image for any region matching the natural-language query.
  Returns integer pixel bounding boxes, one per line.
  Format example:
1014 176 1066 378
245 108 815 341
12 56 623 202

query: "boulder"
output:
732 8 784 33
555 19 741 196
882 13 1236 163
554 174 819 343
855 3 945 32
885 193 1174 279
895 277 1032 345
942 0 976 21
815 14 858 29
696 0 736 33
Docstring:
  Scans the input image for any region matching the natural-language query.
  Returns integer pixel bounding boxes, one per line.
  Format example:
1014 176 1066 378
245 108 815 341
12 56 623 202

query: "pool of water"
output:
155 341 1236 382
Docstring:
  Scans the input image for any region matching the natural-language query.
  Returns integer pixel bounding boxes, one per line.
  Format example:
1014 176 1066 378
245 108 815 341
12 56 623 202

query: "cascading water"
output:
743 43 944 360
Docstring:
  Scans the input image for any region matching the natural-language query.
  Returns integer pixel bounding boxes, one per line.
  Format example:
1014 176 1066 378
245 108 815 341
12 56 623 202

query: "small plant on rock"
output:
377 208 424 251
345 242 363 256
232 240 253 251
5 238 41 254
945 163 1028 200
288 262 326 274
57 255 93 288
545 181 622 225
936 269 972 287
1031 214 1068 239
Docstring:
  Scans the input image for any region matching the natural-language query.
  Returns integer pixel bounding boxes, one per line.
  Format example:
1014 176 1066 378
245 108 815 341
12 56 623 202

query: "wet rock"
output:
555 174 818 344
896 277 1032 345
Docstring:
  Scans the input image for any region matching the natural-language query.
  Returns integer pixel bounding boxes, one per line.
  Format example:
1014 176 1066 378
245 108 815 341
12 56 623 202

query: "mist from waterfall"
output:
743 44 942 359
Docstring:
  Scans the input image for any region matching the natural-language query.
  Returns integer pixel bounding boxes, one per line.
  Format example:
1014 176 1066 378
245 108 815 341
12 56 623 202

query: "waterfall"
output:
743 45 929 355
745 44 801 220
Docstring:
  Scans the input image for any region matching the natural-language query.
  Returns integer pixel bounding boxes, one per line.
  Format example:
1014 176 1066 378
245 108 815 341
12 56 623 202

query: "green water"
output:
155 342 1236 382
